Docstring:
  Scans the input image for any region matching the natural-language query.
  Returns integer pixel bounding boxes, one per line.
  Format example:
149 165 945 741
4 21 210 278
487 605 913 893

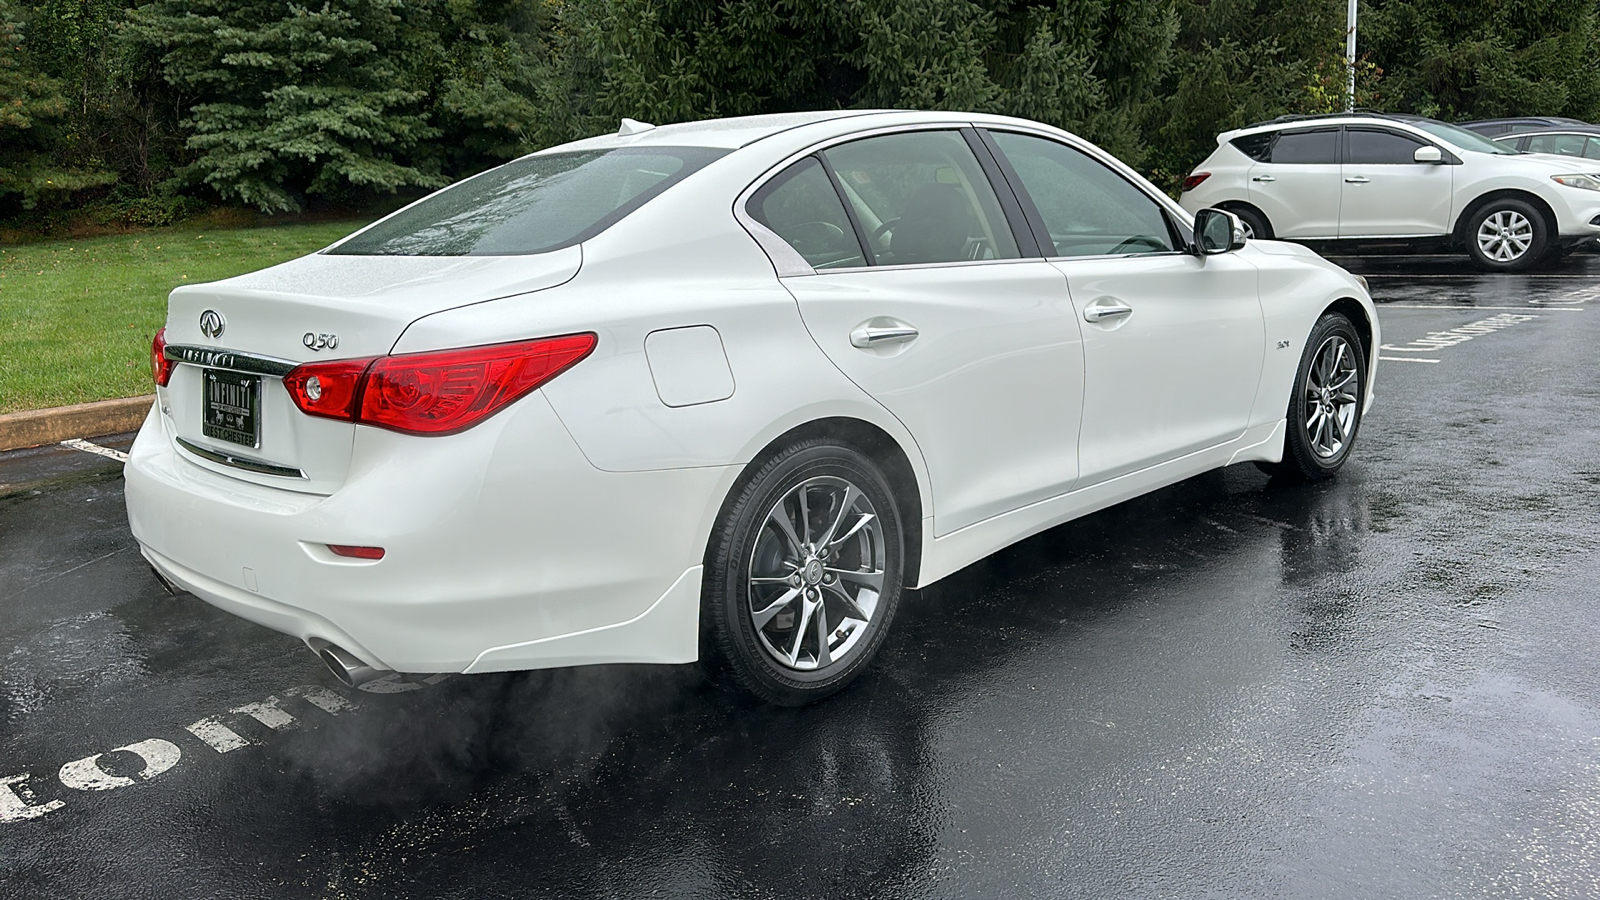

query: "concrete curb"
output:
0 396 154 452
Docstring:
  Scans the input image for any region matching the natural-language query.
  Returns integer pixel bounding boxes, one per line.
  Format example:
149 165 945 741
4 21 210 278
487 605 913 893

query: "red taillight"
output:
284 358 374 422
151 327 175 387
1181 172 1212 192
281 333 596 436
328 544 385 560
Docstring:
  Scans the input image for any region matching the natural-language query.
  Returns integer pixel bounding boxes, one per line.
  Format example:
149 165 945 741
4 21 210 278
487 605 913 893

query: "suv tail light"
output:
283 333 596 436
1181 172 1211 192
151 327 175 387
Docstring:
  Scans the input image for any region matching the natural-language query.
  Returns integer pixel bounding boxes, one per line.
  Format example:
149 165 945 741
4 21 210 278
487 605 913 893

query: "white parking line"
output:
1377 312 1540 359
1378 356 1441 363
59 439 129 463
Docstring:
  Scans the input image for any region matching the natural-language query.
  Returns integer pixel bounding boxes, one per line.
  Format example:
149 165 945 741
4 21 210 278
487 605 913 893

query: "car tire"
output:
1464 198 1548 271
1228 206 1273 241
1258 312 1366 482
701 438 905 706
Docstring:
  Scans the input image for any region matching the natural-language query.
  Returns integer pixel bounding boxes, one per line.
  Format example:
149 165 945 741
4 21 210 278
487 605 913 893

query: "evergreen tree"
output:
0 0 114 210
126 0 448 211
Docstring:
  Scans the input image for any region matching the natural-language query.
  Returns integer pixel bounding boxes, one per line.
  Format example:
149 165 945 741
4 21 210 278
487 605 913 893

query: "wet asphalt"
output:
3 250 1600 899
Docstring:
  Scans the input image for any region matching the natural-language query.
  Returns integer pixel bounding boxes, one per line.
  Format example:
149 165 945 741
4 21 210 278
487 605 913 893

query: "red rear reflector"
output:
327 544 385 560
1181 172 1212 192
281 333 596 436
151 327 175 387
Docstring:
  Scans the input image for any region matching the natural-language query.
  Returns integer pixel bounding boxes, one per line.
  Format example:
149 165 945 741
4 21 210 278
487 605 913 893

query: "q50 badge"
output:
303 332 340 351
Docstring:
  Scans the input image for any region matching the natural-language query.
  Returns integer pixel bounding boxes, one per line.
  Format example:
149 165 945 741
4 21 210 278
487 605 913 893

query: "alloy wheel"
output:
747 476 886 671
1476 210 1534 263
1303 335 1360 459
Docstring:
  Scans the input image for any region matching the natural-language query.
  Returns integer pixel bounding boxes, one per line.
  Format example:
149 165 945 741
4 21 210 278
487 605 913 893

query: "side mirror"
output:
1414 145 1444 164
1194 208 1245 255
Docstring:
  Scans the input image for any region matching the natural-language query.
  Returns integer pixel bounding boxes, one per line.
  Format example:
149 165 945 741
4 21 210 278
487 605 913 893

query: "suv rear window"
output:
329 147 728 256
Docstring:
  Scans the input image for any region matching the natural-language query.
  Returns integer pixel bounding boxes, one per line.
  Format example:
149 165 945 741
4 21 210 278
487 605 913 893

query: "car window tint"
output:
1347 129 1427 164
1230 132 1274 162
1527 133 1591 157
989 131 1176 257
330 147 727 256
747 156 867 270
1267 129 1339 164
1588 137 1600 160
819 131 1020 266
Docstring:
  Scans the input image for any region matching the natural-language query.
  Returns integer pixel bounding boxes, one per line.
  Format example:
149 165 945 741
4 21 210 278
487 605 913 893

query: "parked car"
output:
1488 124 1600 161
126 110 1378 706
1458 116 1592 138
1180 112 1600 270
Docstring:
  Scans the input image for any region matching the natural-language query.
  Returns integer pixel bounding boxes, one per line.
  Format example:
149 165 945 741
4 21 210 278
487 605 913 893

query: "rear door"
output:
983 129 1264 487
1339 126 1453 236
1244 127 1343 238
754 128 1088 536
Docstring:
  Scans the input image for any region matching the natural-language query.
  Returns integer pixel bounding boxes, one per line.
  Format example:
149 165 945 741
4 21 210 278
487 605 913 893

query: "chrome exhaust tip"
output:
307 638 392 688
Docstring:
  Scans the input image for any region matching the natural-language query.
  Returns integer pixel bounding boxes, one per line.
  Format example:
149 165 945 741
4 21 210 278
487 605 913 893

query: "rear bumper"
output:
124 398 731 673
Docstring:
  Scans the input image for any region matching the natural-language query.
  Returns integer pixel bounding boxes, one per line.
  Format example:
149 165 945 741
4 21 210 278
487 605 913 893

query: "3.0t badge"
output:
303 332 339 351
198 309 225 339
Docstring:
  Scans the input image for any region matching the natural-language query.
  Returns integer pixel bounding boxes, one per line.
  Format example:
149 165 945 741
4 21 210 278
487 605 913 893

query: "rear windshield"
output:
328 146 728 256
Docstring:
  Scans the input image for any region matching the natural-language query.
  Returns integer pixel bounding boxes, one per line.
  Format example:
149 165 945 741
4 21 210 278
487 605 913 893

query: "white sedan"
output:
125 110 1378 706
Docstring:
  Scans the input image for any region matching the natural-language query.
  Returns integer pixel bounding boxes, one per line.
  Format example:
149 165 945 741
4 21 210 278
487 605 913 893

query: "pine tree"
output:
126 0 447 212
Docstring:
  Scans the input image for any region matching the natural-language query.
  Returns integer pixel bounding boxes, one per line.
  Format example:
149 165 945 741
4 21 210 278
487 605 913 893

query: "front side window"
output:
989 130 1176 258
1346 128 1428 165
330 147 727 256
1268 129 1340 165
818 130 1021 266
747 156 867 269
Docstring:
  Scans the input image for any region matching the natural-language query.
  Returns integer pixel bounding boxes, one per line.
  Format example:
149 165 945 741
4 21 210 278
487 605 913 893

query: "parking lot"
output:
4 250 1599 899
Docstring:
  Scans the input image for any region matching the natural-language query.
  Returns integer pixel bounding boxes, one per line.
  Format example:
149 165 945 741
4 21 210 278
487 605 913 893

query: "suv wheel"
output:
1465 199 1548 271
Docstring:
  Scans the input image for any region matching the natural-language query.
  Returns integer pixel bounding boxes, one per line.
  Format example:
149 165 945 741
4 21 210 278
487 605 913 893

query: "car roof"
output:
1226 112 1437 139
1492 125 1600 138
547 110 965 152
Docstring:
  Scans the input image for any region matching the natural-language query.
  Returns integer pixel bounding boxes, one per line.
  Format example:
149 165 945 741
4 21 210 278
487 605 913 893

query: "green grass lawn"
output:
0 220 367 414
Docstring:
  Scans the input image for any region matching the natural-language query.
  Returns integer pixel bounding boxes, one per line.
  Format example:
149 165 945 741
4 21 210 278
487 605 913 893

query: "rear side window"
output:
1347 128 1427 164
819 130 1021 266
1526 133 1592 157
1230 132 1275 162
747 157 867 269
1588 137 1600 160
330 147 727 256
1268 129 1339 164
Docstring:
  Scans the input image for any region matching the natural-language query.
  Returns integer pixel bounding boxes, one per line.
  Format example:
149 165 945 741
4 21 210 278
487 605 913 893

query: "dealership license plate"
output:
202 369 260 447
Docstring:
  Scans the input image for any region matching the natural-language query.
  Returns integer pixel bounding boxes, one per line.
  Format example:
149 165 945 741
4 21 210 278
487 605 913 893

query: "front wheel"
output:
701 439 905 706
1465 199 1548 271
1259 313 1366 481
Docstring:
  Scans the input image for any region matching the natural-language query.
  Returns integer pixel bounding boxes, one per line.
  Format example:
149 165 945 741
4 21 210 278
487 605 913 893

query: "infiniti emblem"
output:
199 309 226 339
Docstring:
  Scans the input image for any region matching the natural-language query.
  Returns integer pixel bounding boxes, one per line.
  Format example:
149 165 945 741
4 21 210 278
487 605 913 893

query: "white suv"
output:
1180 113 1600 270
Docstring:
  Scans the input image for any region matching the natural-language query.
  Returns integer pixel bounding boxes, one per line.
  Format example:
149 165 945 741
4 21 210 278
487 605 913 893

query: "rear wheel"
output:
1228 206 1273 241
701 439 904 706
1464 198 1548 271
1258 313 1366 481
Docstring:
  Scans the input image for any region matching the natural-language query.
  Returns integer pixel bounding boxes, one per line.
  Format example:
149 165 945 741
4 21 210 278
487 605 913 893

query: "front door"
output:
983 129 1265 486
1339 126 1454 236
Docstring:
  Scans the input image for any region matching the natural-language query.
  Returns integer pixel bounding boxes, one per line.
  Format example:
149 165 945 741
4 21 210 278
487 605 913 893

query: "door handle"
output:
1083 303 1133 323
1251 175 1276 183
850 325 920 348
1344 176 1371 184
